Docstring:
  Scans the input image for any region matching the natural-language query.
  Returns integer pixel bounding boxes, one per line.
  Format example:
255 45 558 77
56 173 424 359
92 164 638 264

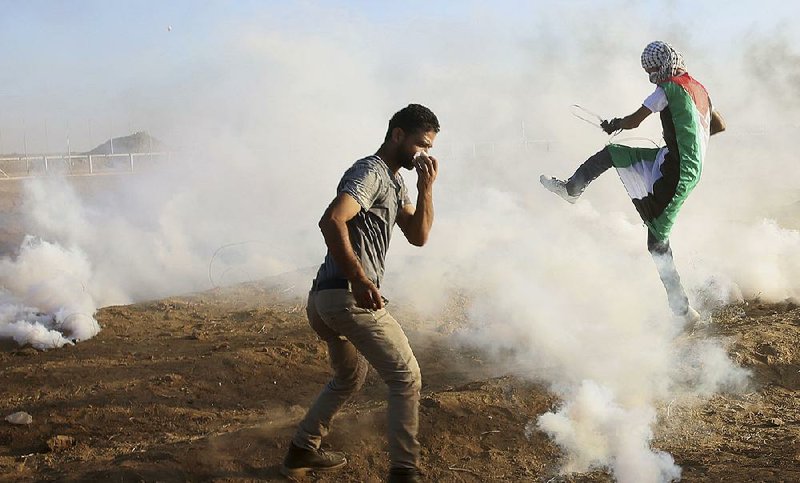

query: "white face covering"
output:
641 41 686 84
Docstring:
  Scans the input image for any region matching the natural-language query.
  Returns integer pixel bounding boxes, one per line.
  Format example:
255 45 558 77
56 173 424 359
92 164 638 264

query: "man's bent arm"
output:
319 193 383 310
398 189 433 247
603 106 652 134
319 193 370 283
398 155 438 247
619 105 653 130
710 110 726 135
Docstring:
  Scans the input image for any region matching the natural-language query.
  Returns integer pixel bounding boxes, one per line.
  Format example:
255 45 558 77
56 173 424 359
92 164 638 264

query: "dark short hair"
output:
384 104 440 141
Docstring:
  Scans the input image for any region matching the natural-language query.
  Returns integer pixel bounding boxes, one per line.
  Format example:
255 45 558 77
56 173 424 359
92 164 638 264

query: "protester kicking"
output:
540 41 726 325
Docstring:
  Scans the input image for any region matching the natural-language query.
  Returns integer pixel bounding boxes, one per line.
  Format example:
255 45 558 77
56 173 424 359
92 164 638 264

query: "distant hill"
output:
85 131 165 155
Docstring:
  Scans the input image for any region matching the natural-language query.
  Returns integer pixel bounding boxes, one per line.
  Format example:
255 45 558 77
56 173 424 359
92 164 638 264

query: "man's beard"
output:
401 153 416 170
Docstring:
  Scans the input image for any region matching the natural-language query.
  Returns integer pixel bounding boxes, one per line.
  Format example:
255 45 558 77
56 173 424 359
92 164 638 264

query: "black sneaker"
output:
280 443 347 479
388 467 421 483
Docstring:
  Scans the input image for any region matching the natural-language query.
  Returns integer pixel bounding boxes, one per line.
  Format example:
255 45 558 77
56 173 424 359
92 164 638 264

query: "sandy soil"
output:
0 177 798 482
0 280 798 482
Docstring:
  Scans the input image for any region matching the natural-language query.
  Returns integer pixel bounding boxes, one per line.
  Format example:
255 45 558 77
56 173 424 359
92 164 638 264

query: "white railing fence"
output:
0 152 171 180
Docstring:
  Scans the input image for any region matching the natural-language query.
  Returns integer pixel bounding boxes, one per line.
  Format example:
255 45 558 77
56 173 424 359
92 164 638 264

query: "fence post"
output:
129 153 134 172
88 155 94 174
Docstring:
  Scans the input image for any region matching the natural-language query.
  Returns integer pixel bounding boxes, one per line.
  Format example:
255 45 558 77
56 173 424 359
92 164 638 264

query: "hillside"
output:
85 131 165 155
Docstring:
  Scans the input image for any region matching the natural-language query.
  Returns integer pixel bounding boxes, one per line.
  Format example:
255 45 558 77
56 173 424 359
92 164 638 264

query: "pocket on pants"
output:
327 304 377 325
344 305 376 315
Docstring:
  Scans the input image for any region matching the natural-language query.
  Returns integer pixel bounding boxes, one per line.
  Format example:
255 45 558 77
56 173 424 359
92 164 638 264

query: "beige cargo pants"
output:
291 288 421 470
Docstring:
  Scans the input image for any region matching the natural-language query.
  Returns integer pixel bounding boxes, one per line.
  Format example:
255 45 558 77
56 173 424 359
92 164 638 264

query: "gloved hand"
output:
601 118 622 134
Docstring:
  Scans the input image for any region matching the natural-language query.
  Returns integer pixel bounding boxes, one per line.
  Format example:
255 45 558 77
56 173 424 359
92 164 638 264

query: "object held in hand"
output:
601 118 622 135
570 104 604 128
413 151 426 168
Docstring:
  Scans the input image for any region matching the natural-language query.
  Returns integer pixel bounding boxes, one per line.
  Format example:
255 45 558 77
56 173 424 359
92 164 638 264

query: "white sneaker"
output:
539 175 579 204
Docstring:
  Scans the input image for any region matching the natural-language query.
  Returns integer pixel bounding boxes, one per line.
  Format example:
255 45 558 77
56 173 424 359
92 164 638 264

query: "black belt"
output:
312 278 381 291
313 278 350 291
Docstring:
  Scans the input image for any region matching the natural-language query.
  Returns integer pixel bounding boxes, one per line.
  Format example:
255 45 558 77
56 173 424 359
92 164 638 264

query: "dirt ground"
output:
0 177 799 482
0 280 798 482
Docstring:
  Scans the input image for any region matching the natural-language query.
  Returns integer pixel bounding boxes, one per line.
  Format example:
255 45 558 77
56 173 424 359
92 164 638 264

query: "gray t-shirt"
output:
316 155 412 287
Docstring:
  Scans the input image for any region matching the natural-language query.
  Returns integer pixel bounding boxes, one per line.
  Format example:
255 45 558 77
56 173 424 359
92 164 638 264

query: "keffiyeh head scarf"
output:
641 41 686 84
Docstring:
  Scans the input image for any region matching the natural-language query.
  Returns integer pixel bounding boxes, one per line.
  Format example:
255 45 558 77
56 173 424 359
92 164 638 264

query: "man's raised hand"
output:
414 153 438 192
601 118 622 135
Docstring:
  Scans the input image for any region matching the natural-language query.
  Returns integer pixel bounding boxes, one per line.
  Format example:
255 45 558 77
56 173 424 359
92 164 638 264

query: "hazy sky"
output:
1 0 798 153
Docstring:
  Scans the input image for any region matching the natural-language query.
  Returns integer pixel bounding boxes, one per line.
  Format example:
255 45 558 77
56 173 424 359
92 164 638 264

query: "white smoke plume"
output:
0 236 99 349
538 380 681 482
0 2 797 480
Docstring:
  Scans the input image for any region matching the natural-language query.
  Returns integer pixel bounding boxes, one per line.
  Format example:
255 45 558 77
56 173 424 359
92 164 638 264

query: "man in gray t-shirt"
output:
315 154 413 288
281 104 440 483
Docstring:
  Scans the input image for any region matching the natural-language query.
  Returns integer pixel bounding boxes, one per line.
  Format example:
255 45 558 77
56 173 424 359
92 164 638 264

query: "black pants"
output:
567 147 690 316
565 147 613 197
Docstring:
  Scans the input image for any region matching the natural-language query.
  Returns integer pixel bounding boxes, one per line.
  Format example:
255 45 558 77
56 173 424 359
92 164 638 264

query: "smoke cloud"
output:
0 2 797 480
0 236 99 349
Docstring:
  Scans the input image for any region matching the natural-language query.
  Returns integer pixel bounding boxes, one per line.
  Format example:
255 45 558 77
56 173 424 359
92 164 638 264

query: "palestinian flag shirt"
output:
607 74 712 242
